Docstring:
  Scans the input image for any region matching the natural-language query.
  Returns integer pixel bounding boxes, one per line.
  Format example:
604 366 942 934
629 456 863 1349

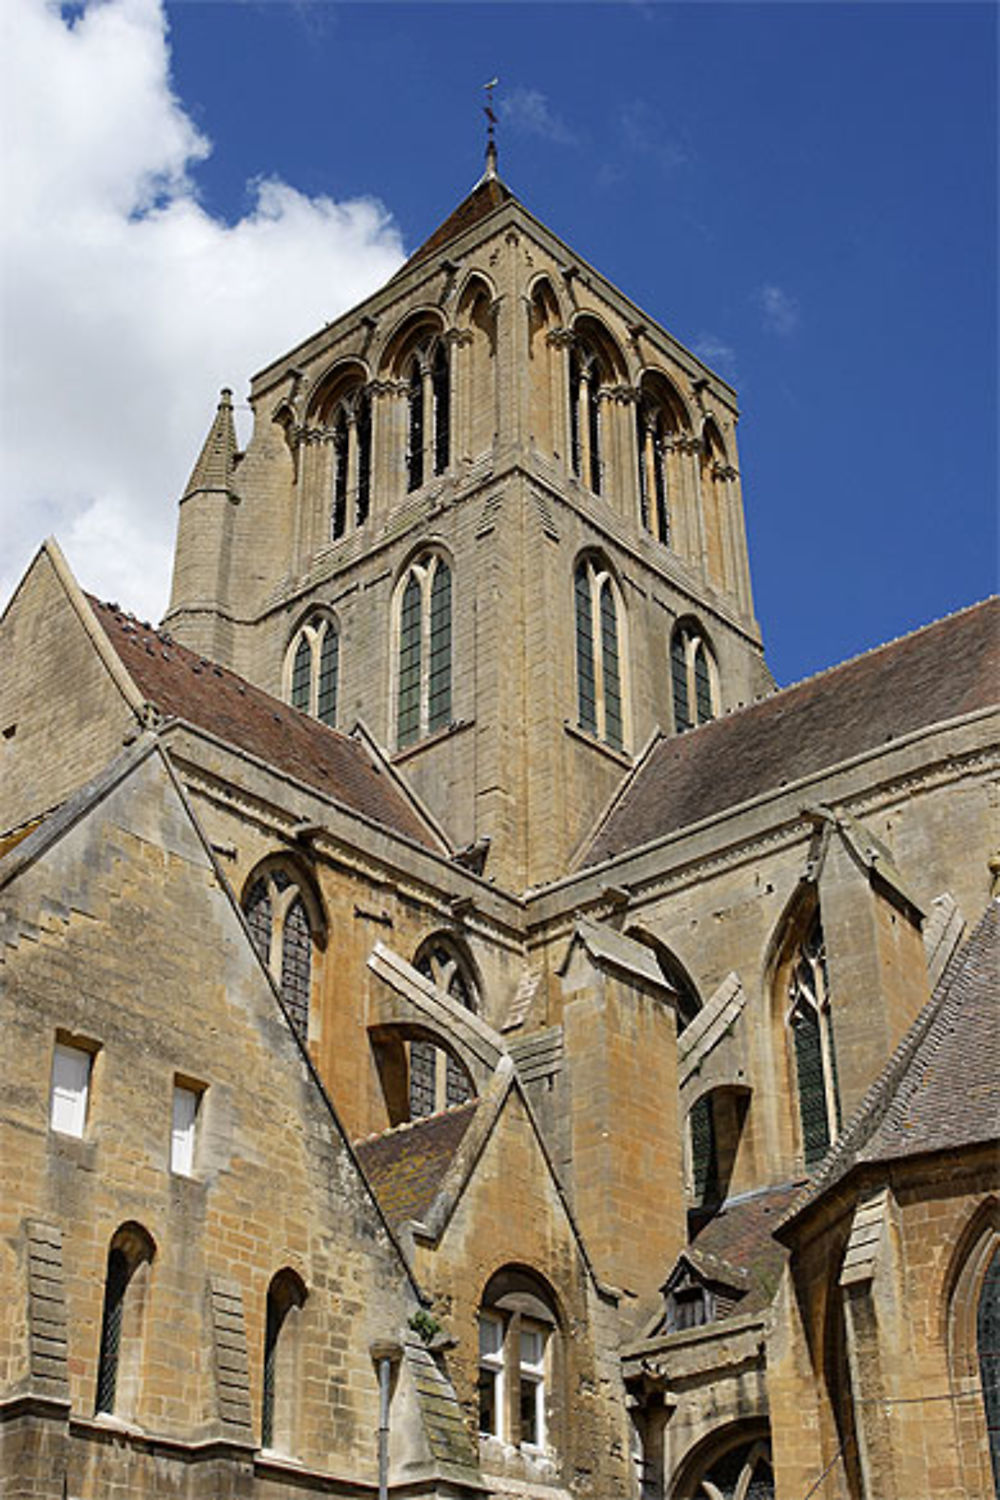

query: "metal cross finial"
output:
483 77 499 177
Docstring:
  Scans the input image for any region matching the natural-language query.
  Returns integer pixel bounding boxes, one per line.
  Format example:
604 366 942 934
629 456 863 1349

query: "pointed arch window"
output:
574 556 625 751
244 866 320 1045
569 346 604 494
286 612 339 728
978 1245 1000 1494
409 938 477 1118
328 386 372 539
395 554 452 748
637 401 670 546
406 336 450 492
787 914 841 1168
95 1224 155 1420
693 1438 774 1500
671 621 717 733
262 1269 307 1454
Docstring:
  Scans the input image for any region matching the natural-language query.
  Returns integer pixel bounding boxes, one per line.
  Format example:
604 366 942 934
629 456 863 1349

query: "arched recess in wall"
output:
670 617 719 733
568 314 628 497
261 1266 308 1455
382 311 450 493
242 859 326 1047
684 1084 752 1221
670 1420 774 1500
625 928 702 1034
573 550 628 751
635 370 691 549
455 274 496 463
478 1264 564 1454
527 276 564 460
700 417 731 591
284 606 340 727
767 888 842 1174
409 934 478 1118
943 1198 1000 1496
95 1222 156 1422
306 358 373 540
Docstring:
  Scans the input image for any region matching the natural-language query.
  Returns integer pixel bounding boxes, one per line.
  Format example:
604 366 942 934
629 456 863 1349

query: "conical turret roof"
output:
183 387 239 498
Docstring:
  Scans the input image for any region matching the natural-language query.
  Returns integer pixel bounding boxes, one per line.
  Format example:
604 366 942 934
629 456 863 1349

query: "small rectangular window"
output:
50 1041 93 1137
170 1082 202 1175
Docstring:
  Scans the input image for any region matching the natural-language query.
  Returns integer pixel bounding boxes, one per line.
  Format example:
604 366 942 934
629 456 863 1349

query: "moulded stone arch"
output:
943 1197 1000 1494
637 367 693 431
570 311 628 384
240 854 327 949
527 270 569 327
379 307 449 380
454 274 497 461
624 926 702 1032
670 615 720 733
670 1419 773 1500
572 548 630 752
282 604 341 723
368 1020 478 1126
305 356 371 425
413 930 481 1014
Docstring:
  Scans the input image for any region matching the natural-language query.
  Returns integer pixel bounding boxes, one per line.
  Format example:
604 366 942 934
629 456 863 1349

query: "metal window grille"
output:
397 574 422 746
317 627 338 727
290 636 312 713
427 562 452 732
600 580 623 751
978 1245 1000 1495
575 564 597 735
95 1247 129 1414
245 879 273 968
261 1290 280 1449
280 898 311 1044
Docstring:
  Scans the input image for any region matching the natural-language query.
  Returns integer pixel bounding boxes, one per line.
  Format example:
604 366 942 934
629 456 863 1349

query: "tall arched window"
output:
285 611 339 727
787 913 841 1168
243 865 321 1045
569 345 604 494
95 1223 155 1421
574 556 625 751
307 364 372 542
671 620 718 733
978 1246 1000 1495
406 336 450 492
635 374 689 548
410 937 477 1118
395 553 453 748
262 1268 307 1454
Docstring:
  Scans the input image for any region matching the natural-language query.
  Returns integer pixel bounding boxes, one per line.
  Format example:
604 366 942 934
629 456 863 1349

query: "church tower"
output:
167 155 770 889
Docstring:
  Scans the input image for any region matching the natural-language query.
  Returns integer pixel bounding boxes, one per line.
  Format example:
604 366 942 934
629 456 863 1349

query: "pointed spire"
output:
183 387 238 499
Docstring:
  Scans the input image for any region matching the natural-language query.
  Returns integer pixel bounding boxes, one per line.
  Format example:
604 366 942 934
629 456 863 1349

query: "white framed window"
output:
518 1320 547 1449
50 1040 94 1137
170 1082 202 1175
478 1311 505 1438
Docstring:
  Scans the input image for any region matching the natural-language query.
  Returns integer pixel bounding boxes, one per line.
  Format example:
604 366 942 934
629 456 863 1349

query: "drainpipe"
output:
370 1341 402 1500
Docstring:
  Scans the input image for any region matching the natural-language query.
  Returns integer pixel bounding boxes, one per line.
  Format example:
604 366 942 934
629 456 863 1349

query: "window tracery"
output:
574 555 625 751
787 913 841 1168
243 865 320 1046
693 1438 774 1500
395 553 453 748
406 336 450 491
409 938 476 1118
286 612 339 727
671 620 717 733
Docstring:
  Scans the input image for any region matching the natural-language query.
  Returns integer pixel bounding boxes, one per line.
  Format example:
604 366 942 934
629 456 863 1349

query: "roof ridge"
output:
353 1097 481 1147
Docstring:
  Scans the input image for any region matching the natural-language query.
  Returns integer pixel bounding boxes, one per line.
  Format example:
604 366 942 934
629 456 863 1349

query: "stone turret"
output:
165 388 240 660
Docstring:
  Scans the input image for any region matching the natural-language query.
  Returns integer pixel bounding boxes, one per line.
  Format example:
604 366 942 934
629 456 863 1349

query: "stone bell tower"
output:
166 148 771 890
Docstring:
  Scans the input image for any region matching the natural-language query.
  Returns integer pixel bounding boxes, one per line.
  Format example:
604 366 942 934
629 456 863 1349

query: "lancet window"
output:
787 914 841 1168
262 1268 307 1454
95 1223 155 1420
286 612 339 727
671 620 717 733
406 337 450 491
409 938 476 1118
569 345 604 494
243 865 320 1046
574 556 625 751
396 553 452 748
329 387 371 538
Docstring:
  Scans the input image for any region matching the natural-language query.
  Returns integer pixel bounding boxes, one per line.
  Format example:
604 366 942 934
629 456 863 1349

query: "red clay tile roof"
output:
780 899 1000 1232
686 1180 805 1318
394 176 514 276
583 599 999 867
353 1102 479 1228
88 598 441 851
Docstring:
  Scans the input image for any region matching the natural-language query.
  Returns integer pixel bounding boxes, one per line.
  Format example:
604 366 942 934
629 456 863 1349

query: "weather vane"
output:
483 77 499 177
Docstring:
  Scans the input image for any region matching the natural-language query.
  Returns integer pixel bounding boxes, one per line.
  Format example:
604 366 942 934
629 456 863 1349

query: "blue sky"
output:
2 0 996 687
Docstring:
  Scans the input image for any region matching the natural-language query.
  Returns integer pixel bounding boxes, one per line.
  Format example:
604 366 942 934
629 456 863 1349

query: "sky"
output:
1 0 996 688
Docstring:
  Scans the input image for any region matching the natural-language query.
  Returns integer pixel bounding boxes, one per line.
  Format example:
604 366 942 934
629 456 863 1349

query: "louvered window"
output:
979 1245 1000 1495
574 557 626 749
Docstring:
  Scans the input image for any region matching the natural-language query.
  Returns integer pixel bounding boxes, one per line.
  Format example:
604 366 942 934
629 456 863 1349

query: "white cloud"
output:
619 99 687 174
692 334 739 385
499 87 576 147
756 283 800 336
0 0 405 623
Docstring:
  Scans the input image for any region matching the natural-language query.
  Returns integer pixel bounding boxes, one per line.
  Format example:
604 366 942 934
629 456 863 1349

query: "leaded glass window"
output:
285 613 339 728
671 622 717 733
243 867 317 1047
788 915 841 1169
409 940 476 1119
690 1094 720 1207
978 1245 1000 1495
395 554 453 748
574 557 626 749
95 1247 128 1414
